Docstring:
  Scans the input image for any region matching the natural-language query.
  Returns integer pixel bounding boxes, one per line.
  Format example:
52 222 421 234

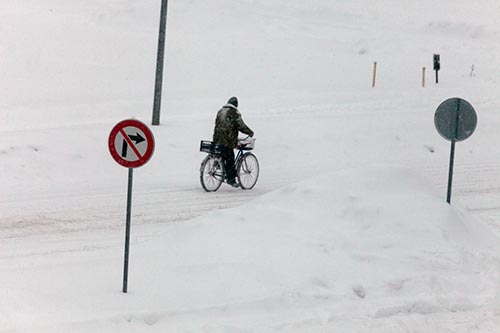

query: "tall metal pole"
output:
152 0 169 126
123 168 134 293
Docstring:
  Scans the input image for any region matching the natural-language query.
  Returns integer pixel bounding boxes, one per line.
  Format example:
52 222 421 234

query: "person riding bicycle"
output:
213 96 254 187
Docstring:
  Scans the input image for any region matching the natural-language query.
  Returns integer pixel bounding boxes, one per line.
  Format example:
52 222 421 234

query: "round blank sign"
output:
434 98 477 142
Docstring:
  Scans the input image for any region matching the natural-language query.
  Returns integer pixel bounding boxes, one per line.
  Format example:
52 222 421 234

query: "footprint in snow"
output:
352 284 366 299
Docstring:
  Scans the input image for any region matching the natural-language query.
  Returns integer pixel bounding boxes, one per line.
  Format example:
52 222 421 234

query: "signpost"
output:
434 98 477 204
108 119 155 293
433 54 440 84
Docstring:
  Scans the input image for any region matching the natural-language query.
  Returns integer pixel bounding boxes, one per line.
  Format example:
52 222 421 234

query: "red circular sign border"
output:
108 119 155 168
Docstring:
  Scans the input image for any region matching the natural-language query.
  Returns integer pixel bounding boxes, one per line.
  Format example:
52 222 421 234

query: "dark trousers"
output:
220 145 236 181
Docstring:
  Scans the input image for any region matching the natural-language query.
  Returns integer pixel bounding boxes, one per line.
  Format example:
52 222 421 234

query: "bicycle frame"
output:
215 145 249 182
233 148 245 171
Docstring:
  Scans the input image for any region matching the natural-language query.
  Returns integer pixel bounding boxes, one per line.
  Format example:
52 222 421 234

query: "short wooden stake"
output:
422 67 426 88
372 62 377 87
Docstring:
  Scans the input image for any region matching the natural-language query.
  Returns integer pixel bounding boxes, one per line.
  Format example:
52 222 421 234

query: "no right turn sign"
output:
108 119 155 168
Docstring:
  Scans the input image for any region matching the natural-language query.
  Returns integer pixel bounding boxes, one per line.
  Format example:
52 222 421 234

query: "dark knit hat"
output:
227 96 238 108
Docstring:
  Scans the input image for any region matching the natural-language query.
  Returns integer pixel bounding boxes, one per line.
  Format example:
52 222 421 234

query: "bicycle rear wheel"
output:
200 155 224 192
237 153 259 190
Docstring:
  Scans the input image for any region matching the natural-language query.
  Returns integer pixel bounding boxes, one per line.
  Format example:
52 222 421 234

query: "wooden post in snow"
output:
372 62 377 87
422 67 426 88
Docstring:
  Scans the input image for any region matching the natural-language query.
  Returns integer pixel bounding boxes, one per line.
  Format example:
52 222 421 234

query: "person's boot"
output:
227 178 239 188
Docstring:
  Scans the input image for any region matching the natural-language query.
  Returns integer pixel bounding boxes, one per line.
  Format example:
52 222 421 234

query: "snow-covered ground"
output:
1 0 500 331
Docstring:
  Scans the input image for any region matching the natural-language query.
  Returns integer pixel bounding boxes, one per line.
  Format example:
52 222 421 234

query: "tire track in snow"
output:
0 178 290 240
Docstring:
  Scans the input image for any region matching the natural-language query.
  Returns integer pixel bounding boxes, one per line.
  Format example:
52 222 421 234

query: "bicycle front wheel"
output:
200 155 224 192
237 153 259 190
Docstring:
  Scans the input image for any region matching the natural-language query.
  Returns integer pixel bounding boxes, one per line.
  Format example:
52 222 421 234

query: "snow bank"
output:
2 166 500 332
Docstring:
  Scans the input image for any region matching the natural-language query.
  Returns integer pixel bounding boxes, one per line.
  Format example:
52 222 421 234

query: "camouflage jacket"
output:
212 104 254 149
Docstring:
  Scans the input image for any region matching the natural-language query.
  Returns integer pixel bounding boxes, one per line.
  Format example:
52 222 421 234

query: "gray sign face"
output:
434 98 477 142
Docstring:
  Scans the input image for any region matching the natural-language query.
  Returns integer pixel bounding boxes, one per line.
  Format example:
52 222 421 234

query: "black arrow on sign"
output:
128 133 145 144
122 140 128 157
121 133 146 158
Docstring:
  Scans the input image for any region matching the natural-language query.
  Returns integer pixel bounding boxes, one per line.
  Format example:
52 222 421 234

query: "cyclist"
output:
212 96 254 187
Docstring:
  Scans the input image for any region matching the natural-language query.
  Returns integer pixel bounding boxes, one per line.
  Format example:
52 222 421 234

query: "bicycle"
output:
199 137 260 192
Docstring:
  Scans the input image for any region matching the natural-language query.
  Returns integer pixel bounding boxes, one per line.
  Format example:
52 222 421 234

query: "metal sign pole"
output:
123 167 134 293
152 0 169 126
446 140 455 204
109 119 155 293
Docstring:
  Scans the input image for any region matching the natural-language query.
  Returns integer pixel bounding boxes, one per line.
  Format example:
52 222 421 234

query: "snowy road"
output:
3 94 500 242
